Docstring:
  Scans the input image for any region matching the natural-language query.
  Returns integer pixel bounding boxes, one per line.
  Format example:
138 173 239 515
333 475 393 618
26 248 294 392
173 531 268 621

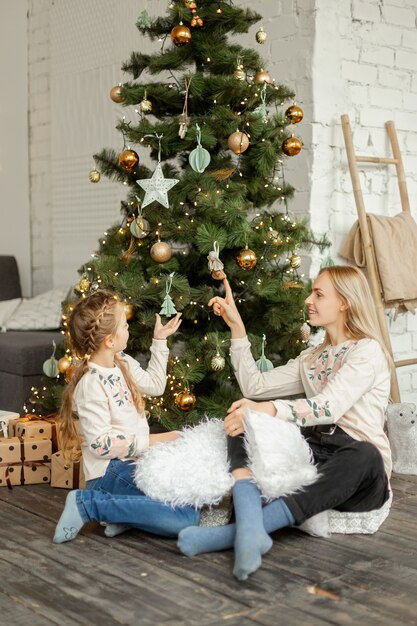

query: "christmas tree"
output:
45 2 328 428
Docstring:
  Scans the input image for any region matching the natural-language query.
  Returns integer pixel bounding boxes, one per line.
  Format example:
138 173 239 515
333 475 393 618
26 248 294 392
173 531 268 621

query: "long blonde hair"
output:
308 266 393 369
59 290 145 457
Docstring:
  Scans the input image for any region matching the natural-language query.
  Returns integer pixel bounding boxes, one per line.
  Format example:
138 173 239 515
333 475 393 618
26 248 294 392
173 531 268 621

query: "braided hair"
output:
58 290 145 458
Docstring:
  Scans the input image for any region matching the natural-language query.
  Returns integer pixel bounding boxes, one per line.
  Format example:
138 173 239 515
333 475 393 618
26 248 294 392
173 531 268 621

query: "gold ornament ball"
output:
282 135 302 157
289 254 302 268
89 168 100 183
233 67 246 81
140 97 152 113
256 28 267 44
150 241 173 264
236 247 257 270
227 131 250 154
171 23 192 46
78 277 91 293
211 353 226 371
183 0 197 8
124 303 136 321
58 356 71 374
254 70 272 84
285 104 304 124
109 85 125 103
175 389 197 412
118 149 139 172
65 364 77 383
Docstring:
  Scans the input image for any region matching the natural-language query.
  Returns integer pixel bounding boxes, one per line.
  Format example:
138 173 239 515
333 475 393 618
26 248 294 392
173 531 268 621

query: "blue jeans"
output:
77 459 200 537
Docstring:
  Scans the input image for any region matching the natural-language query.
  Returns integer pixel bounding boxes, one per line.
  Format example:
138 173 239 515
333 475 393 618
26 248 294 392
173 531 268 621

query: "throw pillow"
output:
0 298 22 331
6 287 68 330
135 419 233 509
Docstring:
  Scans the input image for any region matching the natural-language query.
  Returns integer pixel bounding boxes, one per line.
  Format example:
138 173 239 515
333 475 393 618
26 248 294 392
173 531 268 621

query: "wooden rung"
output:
394 358 417 368
355 156 398 164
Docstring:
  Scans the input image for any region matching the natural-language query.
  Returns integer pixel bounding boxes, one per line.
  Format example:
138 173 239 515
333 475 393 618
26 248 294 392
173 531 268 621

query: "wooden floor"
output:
1 474 417 626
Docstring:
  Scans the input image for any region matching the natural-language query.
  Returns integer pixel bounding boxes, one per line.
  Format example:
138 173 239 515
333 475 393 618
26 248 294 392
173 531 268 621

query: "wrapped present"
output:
51 451 85 489
0 436 51 488
14 414 58 452
0 410 20 438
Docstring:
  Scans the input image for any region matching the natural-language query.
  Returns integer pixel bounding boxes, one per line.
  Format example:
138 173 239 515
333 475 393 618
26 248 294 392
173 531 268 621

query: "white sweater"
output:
74 340 169 481
230 336 392 478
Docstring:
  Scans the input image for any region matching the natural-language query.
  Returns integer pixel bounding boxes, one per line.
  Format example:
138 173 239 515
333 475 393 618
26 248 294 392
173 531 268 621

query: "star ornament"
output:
136 163 179 209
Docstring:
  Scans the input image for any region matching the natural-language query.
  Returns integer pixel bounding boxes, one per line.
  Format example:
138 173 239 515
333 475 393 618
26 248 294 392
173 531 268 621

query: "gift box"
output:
0 410 20 438
50 451 85 489
0 436 51 488
14 414 58 452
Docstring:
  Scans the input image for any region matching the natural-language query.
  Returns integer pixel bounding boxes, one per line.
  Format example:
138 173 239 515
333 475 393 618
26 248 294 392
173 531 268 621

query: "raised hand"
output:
208 278 246 335
153 312 182 340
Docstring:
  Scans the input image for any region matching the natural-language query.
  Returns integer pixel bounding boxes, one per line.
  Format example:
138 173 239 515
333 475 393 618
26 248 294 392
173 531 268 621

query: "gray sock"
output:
104 523 132 538
53 490 84 544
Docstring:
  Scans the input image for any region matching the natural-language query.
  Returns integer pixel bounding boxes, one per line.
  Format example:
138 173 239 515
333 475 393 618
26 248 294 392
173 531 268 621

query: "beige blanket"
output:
340 212 417 313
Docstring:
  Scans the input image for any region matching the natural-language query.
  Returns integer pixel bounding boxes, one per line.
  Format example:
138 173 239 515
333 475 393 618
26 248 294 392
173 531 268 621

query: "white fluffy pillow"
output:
134 412 318 509
0 298 22 331
244 409 319 500
135 419 234 509
6 288 68 330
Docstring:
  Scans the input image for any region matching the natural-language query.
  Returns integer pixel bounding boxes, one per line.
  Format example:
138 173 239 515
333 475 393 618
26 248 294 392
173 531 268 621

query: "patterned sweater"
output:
73 340 169 481
230 336 392 477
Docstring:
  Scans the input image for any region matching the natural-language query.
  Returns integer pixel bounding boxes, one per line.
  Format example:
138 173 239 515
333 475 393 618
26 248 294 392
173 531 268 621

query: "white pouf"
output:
387 402 417 475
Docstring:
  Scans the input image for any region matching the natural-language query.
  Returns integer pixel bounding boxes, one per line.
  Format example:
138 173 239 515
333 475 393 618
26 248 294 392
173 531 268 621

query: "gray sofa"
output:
0 256 62 412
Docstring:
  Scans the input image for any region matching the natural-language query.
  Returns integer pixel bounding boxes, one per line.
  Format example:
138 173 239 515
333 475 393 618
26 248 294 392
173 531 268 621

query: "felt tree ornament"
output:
160 273 177 317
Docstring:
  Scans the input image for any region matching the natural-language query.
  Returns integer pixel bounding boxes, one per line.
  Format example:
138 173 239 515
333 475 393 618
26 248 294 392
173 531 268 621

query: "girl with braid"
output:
53 289 200 544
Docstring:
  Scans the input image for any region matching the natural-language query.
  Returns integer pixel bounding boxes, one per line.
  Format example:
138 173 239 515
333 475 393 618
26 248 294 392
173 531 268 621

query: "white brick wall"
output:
26 0 417 400
309 0 417 402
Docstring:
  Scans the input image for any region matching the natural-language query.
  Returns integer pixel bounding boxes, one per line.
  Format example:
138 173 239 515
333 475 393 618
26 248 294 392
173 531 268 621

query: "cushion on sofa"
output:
6 288 68 330
0 331 63 376
0 298 22 331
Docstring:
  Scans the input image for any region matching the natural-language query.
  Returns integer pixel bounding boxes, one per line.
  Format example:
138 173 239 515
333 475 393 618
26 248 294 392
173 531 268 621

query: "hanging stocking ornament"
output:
189 123 211 173
255 334 274 372
207 241 226 280
160 273 177 317
301 321 311 343
136 134 179 208
178 77 192 139
42 340 59 378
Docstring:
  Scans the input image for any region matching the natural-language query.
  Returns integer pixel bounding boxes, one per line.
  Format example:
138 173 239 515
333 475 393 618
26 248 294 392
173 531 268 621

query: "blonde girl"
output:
178 266 392 581
53 289 200 543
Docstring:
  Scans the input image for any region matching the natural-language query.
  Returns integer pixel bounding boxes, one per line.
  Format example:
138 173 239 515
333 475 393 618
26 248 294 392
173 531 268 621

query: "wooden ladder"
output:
341 113 417 402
